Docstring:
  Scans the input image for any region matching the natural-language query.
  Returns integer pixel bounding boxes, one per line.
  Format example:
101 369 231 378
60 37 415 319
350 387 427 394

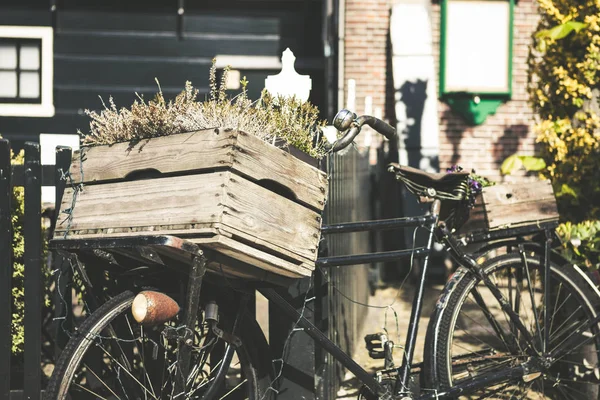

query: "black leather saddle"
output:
388 163 470 201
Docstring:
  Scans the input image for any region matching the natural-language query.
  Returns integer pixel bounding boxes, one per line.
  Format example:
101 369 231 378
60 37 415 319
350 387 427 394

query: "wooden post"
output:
23 142 42 400
53 146 73 354
0 139 12 400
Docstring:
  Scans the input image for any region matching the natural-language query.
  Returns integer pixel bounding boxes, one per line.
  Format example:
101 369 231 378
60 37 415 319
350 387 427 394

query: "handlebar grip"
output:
363 117 398 142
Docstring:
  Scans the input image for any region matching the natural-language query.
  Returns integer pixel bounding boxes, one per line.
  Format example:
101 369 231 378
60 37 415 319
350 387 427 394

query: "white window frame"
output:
0 26 54 117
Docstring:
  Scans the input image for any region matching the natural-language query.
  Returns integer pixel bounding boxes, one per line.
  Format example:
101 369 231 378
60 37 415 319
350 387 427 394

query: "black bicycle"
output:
45 110 600 399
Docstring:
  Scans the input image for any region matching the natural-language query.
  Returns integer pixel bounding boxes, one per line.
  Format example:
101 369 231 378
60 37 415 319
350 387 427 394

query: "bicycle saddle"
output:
388 163 469 201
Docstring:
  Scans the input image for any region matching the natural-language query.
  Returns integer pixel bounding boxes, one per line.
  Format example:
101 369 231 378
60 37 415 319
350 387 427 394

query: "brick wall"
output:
343 0 390 119
343 0 540 182
432 0 540 181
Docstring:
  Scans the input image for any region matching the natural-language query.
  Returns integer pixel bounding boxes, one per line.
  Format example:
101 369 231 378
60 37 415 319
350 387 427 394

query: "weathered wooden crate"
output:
53 128 328 280
459 180 559 233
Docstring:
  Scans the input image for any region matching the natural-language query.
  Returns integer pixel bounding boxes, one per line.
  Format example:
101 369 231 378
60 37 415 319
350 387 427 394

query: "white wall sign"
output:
444 0 510 93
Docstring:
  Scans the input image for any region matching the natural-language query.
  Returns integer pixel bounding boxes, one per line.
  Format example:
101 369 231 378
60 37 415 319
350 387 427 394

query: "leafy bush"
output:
7 149 49 355
10 150 25 354
556 220 600 268
81 62 327 158
528 0 600 223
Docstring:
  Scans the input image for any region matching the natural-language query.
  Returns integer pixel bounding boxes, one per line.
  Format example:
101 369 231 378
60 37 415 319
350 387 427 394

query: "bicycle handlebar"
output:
326 109 398 153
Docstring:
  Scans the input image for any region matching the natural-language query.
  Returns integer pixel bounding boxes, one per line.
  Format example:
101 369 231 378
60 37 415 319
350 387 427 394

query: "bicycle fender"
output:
435 266 469 311
423 266 470 389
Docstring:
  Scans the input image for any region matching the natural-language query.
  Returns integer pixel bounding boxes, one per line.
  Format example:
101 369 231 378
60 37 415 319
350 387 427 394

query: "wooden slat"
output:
55 171 320 275
54 58 213 89
55 34 279 58
234 131 327 211
70 129 327 211
190 235 310 278
483 180 558 230
483 180 556 205
69 129 235 183
222 171 320 261
54 173 226 235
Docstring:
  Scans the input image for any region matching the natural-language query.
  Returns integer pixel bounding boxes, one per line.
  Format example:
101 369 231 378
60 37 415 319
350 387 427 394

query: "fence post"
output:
53 146 73 353
23 142 42 400
0 140 12 400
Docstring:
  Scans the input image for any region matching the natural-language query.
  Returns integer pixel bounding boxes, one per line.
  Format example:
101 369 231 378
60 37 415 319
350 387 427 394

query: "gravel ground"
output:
336 281 444 399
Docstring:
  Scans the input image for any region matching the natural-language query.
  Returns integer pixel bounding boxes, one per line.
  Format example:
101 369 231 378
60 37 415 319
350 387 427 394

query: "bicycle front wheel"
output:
45 290 273 400
424 253 600 399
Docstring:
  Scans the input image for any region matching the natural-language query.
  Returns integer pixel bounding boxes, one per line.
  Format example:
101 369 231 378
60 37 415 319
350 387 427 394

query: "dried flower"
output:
79 60 327 158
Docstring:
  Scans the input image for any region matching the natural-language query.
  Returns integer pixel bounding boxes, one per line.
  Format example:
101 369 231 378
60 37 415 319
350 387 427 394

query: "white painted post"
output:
265 48 312 102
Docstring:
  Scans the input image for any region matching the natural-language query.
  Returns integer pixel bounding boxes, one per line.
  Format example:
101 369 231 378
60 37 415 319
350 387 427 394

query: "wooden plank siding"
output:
0 1 326 141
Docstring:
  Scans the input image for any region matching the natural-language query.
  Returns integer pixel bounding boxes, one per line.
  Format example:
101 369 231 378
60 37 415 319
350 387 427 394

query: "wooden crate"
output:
459 180 559 233
53 129 328 280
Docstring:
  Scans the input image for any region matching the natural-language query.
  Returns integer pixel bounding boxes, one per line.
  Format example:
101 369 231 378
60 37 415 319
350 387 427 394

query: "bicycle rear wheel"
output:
45 290 273 400
424 253 600 399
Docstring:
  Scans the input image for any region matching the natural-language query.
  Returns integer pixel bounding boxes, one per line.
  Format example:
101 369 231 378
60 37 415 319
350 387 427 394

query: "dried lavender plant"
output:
80 60 328 158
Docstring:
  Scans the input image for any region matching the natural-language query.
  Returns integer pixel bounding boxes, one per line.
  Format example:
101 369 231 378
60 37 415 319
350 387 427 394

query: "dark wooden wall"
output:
0 0 326 143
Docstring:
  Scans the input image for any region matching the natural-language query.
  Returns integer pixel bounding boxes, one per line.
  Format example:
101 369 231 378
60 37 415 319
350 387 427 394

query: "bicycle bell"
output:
333 109 357 131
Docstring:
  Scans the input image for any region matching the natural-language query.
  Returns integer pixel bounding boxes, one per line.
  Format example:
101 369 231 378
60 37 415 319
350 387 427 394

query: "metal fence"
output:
0 140 72 400
0 139 372 400
321 150 372 398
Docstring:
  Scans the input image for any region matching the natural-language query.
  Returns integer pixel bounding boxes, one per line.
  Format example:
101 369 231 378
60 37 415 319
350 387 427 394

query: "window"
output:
0 26 54 117
0 38 42 102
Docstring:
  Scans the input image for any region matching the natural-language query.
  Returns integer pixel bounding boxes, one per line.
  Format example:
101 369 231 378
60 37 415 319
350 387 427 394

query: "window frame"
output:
0 26 54 117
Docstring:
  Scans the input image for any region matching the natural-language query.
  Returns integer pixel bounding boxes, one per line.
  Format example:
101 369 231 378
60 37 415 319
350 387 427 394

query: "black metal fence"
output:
0 139 372 399
0 140 72 400
322 150 372 398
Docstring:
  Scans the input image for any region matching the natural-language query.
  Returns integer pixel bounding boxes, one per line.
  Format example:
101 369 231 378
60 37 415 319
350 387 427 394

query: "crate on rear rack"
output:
458 179 559 234
52 128 328 281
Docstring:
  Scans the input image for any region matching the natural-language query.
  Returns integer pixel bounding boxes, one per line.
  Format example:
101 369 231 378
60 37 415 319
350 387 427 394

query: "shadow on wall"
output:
375 27 404 280
492 124 529 168
441 106 466 167
396 79 439 170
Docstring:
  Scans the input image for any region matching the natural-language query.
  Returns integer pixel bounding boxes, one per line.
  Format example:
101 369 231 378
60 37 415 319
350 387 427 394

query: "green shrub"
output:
528 0 600 223
527 0 600 268
8 150 49 355
556 220 600 269
10 150 25 354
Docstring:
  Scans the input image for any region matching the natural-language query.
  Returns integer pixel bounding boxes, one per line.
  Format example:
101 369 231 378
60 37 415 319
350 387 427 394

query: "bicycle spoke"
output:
219 378 247 399
521 251 543 353
82 362 122 400
548 304 581 343
468 287 515 353
547 282 563 341
124 316 156 398
73 382 111 400
551 319 600 361
96 342 160 400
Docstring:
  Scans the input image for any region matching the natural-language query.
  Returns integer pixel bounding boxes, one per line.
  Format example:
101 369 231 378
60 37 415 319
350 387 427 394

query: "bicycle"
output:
45 110 600 399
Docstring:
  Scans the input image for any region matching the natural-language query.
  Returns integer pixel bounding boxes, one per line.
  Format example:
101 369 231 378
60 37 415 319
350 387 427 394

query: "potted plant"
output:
53 62 329 282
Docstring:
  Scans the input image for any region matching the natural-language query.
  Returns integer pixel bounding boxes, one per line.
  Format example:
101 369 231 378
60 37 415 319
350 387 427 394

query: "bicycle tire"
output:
45 290 273 400
423 253 600 399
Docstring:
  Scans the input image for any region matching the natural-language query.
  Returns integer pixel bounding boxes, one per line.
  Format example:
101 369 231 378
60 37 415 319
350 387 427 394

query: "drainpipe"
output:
337 0 345 110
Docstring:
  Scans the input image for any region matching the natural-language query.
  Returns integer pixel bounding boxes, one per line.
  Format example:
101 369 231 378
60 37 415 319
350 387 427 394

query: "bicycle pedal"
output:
364 333 388 359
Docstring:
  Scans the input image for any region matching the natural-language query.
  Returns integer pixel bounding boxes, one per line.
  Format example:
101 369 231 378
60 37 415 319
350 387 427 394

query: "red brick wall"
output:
343 0 540 181
343 0 390 119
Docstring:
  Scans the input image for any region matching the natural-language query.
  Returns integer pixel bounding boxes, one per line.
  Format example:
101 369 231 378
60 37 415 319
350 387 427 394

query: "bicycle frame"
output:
259 199 568 399
51 199 589 399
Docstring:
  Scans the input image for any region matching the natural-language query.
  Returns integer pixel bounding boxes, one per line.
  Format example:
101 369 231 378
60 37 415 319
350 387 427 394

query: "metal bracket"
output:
211 323 242 348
